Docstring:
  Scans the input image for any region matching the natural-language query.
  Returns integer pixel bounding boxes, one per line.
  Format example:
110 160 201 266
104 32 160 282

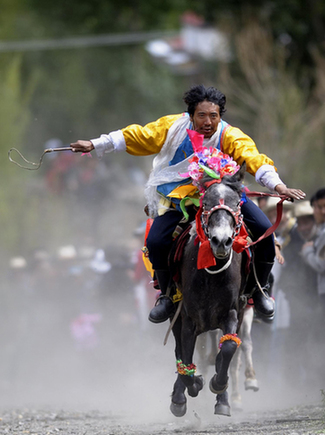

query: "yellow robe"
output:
122 113 276 177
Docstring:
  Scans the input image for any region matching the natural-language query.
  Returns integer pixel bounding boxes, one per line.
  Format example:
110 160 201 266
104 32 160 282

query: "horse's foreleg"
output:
171 315 205 418
229 344 243 411
170 375 187 417
215 391 231 416
179 317 203 398
172 311 183 361
171 315 204 417
170 315 188 417
210 309 239 392
210 338 238 394
241 307 259 392
210 309 239 416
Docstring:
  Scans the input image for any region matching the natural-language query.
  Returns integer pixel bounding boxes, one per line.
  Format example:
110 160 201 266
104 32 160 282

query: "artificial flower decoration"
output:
182 129 240 191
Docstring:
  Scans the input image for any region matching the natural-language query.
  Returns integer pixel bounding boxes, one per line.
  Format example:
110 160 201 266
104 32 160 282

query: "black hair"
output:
183 85 226 117
313 188 325 202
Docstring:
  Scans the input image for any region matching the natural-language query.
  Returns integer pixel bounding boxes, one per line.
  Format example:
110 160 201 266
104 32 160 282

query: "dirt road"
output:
0 403 324 434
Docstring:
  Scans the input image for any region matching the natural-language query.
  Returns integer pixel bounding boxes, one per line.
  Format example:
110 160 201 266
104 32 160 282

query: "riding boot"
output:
250 261 275 320
148 269 175 323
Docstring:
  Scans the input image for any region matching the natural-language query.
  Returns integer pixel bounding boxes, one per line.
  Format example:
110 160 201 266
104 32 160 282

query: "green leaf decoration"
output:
198 164 220 179
180 196 201 220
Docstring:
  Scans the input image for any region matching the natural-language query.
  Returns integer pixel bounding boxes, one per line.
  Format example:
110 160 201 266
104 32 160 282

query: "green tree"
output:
216 22 325 195
0 55 37 253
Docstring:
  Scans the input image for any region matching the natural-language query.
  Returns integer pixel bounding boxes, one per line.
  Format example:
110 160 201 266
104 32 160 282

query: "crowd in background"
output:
258 188 325 389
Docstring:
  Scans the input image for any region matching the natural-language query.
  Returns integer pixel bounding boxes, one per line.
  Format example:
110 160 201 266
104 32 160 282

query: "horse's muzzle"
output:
210 235 233 259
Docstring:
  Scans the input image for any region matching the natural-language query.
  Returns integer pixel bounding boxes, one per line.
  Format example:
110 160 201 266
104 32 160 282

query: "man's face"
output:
296 215 315 240
190 101 221 138
314 198 325 224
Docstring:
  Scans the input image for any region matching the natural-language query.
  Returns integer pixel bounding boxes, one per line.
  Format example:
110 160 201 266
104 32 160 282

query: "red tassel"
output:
195 207 217 269
197 240 216 269
195 207 205 241
144 218 153 245
232 225 249 253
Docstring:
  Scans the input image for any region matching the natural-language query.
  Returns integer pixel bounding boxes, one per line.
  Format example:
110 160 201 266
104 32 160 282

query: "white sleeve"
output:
255 164 285 191
90 130 126 158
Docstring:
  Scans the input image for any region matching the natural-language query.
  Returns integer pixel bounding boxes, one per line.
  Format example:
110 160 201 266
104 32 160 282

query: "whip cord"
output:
8 147 73 170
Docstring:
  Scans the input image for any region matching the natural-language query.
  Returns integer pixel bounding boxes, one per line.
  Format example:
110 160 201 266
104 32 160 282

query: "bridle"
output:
196 180 244 274
201 197 243 241
197 181 290 276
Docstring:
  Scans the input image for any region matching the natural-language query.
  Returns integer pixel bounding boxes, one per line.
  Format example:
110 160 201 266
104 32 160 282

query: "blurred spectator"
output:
279 199 317 304
310 188 325 227
256 196 268 212
274 199 319 386
310 194 322 226
301 189 325 309
263 196 295 246
299 191 325 383
262 196 294 284
283 201 317 266
130 222 156 331
45 139 76 195
70 313 102 351
295 201 318 241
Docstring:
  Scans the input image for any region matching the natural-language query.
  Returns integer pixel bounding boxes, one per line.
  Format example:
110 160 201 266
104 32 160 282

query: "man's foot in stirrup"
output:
148 296 175 323
252 287 275 320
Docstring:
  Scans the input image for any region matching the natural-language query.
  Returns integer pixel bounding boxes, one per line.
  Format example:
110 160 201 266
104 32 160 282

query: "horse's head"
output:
200 163 246 259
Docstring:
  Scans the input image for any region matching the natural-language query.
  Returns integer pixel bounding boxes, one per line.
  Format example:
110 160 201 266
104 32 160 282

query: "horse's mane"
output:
222 175 243 196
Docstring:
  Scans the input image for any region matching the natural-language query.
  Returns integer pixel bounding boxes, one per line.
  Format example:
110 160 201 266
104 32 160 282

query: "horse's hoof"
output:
231 399 243 412
245 378 259 392
196 375 204 389
209 375 228 395
170 401 187 417
214 403 231 416
188 375 204 397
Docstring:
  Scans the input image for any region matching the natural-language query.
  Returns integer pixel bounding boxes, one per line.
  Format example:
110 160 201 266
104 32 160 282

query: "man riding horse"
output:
70 85 306 322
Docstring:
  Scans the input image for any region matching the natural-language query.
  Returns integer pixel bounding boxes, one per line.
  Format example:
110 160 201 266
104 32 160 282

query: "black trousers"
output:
146 198 275 270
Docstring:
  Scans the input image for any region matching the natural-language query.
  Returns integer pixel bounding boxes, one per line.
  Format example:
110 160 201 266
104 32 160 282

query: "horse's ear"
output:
234 161 246 183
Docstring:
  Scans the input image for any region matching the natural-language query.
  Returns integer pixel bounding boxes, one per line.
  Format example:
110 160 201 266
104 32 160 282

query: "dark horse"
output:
169 163 248 417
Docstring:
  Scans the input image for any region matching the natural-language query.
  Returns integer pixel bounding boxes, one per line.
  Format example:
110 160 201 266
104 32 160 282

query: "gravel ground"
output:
0 403 324 434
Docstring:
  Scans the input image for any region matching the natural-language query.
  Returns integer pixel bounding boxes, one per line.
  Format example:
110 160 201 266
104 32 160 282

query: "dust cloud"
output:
0 155 324 427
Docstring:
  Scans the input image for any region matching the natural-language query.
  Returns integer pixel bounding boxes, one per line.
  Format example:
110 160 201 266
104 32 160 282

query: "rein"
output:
244 192 291 249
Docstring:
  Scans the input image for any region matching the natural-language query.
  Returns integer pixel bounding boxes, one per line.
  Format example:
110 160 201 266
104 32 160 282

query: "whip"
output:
8 146 73 170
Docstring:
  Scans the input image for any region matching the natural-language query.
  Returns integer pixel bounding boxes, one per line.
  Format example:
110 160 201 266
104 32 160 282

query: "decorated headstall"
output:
201 198 243 239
